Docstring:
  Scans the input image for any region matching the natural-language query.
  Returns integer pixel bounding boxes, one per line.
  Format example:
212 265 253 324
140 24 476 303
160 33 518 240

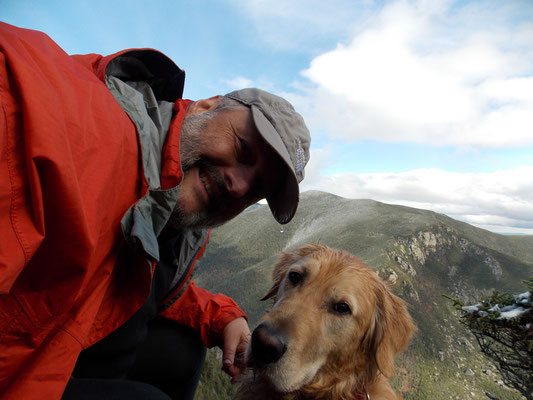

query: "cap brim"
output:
267 171 299 224
250 105 299 224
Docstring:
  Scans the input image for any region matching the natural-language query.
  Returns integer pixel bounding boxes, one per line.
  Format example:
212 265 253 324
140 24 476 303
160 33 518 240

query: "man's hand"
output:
221 317 251 383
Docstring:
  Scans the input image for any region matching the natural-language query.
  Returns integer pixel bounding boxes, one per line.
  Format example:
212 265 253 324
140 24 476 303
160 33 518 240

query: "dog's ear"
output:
260 251 292 301
260 244 327 301
368 285 416 378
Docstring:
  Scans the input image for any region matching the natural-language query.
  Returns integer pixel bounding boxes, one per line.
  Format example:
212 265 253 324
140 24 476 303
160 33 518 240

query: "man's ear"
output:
186 95 222 116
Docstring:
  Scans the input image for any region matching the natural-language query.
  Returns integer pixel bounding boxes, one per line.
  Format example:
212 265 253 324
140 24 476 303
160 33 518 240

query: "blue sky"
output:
3 0 533 234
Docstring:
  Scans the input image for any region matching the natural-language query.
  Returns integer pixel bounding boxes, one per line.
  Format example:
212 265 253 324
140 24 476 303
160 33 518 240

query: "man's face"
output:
170 107 286 229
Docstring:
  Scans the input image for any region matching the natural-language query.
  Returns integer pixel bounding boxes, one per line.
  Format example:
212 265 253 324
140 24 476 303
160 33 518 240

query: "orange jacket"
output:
0 22 245 400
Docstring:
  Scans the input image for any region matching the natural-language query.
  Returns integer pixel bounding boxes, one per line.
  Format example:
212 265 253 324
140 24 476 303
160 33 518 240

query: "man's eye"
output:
238 137 251 164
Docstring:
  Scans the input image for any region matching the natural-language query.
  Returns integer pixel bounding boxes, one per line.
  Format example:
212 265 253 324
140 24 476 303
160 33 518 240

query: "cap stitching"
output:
294 138 306 176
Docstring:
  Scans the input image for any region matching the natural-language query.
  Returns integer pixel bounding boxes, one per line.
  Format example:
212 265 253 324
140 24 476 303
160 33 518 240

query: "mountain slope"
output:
194 191 532 400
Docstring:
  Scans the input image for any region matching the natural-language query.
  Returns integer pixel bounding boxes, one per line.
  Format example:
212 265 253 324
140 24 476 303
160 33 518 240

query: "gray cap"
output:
225 88 311 224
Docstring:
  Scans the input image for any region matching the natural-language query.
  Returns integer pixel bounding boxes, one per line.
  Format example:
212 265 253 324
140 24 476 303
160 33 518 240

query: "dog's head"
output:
246 244 416 396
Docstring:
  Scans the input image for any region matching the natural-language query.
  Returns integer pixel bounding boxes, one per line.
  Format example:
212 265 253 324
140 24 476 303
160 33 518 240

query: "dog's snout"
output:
251 322 287 365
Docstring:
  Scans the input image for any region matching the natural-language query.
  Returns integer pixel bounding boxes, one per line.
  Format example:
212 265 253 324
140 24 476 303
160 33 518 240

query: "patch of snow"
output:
462 303 482 313
488 304 500 313
498 306 528 320
515 291 530 301
500 305 516 313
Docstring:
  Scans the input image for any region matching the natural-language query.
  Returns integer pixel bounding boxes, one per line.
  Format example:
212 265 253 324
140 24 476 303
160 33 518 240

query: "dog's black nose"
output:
251 322 287 365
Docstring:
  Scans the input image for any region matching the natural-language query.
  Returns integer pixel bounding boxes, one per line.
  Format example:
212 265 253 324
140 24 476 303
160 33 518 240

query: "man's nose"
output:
223 165 254 198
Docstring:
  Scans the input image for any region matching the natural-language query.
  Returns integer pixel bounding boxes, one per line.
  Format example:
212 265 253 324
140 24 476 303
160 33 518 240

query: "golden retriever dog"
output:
237 244 416 400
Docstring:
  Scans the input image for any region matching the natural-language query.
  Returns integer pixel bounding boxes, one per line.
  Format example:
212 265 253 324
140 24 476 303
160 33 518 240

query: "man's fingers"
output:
223 354 235 369
236 337 249 353
222 337 238 367
222 338 240 376
221 317 251 381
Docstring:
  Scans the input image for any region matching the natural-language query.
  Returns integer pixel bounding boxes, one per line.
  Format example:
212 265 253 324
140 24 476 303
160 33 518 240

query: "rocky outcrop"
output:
389 225 504 281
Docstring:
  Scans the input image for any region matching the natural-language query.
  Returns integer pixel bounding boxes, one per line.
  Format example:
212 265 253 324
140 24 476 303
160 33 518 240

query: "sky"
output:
3 0 533 235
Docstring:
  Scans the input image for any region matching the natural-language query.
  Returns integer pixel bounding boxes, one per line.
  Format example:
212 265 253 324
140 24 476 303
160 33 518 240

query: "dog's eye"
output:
288 271 303 285
332 302 351 315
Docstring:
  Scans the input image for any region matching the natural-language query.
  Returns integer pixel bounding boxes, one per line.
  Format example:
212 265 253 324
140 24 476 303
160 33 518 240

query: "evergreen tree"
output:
449 277 533 399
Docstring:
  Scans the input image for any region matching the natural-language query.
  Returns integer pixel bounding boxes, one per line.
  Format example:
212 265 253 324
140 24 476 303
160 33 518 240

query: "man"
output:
0 22 310 400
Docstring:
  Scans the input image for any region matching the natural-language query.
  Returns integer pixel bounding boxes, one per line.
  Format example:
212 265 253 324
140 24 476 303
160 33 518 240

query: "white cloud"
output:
227 0 373 52
300 166 533 234
225 76 254 90
300 0 533 148
303 147 332 181
231 0 533 234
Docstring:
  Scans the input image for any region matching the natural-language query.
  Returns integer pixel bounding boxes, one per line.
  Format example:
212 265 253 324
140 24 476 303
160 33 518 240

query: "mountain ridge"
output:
194 190 532 400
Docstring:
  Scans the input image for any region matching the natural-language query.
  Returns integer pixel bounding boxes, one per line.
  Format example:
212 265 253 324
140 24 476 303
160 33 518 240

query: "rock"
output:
385 269 398 284
394 255 417 276
409 239 426 264
418 231 438 249
483 256 503 279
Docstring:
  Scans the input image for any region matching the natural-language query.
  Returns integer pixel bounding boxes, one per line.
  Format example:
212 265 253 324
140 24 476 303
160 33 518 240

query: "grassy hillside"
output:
193 191 532 400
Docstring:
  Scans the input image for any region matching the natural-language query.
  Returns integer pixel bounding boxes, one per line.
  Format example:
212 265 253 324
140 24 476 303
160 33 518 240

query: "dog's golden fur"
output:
237 244 416 400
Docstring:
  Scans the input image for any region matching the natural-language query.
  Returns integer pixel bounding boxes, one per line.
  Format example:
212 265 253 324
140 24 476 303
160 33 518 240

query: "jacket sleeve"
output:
0 23 47 293
159 281 247 348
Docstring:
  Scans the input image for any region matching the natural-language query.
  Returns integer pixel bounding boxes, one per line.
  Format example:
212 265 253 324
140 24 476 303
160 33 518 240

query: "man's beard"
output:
169 159 232 230
167 112 233 230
